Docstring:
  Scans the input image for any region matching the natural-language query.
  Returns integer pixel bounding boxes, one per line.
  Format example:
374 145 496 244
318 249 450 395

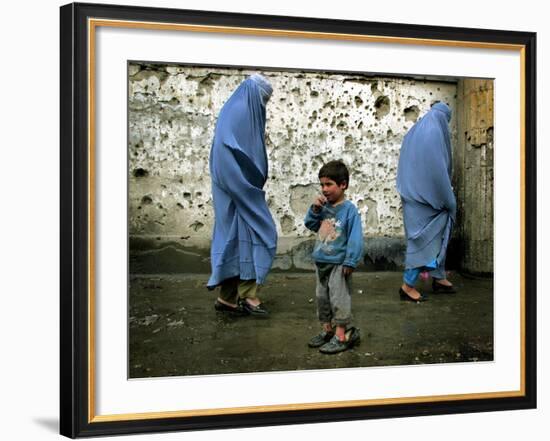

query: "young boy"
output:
304 160 363 354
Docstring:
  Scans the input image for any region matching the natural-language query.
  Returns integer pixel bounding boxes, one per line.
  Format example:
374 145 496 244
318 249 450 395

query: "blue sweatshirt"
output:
304 200 364 268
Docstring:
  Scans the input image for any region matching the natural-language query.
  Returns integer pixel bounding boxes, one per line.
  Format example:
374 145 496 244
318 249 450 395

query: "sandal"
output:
214 299 249 316
240 299 270 317
399 287 427 302
432 279 457 293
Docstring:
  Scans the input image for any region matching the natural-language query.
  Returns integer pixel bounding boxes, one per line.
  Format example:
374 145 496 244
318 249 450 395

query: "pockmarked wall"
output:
128 63 458 273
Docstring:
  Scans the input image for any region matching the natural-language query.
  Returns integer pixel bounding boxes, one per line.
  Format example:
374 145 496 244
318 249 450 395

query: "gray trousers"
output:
315 263 352 327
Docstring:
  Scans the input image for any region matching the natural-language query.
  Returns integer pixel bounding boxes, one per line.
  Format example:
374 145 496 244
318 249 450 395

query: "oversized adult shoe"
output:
308 330 334 348
319 327 360 354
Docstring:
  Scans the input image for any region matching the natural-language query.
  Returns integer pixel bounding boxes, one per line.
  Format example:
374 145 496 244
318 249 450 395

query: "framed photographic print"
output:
60 2 536 438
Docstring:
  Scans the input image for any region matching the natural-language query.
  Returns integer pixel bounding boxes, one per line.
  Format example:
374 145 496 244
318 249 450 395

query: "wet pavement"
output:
129 272 493 378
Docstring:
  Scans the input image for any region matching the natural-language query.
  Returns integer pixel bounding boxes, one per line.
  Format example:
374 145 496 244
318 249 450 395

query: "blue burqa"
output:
207 74 277 288
396 102 456 270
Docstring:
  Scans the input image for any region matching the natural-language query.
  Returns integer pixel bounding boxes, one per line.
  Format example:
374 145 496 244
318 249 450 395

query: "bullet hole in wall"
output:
189 221 204 232
133 168 149 178
374 95 391 119
404 105 420 122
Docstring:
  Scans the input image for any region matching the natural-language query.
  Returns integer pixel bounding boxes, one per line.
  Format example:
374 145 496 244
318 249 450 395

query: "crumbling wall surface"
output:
455 79 494 274
128 64 458 270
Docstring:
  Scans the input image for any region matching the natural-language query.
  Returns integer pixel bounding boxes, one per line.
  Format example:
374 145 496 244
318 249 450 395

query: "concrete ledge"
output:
129 235 477 275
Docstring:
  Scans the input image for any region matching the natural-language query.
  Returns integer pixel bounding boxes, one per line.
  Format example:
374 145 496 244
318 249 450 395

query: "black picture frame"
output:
60 2 536 438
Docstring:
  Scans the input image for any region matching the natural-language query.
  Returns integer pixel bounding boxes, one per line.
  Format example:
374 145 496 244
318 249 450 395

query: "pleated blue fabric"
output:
207 75 277 288
396 102 456 270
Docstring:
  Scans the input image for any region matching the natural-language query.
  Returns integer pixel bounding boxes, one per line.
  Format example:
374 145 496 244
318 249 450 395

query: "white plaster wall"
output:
129 64 458 248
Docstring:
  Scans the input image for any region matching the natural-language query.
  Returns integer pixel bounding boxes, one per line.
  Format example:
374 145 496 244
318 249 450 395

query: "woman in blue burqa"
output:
396 102 457 302
207 73 277 317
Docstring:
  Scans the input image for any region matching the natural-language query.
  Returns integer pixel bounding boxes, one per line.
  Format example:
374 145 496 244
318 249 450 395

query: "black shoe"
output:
308 330 334 348
241 299 269 317
432 279 457 294
214 300 249 316
319 327 360 354
399 287 427 302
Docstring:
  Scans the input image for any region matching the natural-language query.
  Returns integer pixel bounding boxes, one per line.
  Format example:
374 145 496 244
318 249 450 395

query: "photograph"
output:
127 63 495 378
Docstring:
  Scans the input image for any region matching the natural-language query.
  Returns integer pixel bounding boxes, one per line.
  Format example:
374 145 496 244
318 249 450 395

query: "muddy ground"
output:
129 271 493 378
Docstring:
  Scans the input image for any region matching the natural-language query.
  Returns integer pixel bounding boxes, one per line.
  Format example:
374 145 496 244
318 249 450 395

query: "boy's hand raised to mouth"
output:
312 194 327 213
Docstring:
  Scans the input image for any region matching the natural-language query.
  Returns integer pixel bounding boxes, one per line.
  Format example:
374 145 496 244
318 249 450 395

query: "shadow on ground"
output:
129 272 493 378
